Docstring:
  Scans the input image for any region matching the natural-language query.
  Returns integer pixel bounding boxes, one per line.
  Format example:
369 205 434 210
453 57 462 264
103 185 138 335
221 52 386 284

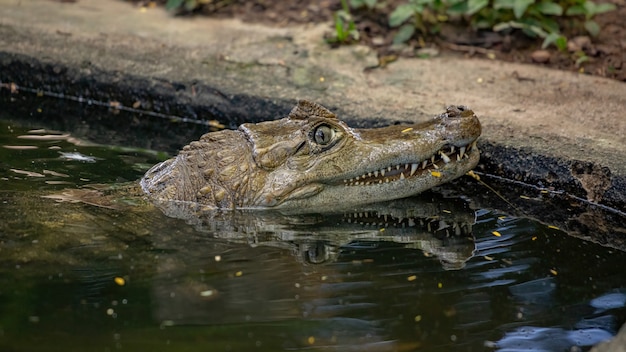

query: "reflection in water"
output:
152 194 477 270
1 116 625 351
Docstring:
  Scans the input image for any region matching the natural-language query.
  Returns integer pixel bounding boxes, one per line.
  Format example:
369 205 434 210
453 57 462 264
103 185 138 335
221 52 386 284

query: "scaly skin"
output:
140 100 481 210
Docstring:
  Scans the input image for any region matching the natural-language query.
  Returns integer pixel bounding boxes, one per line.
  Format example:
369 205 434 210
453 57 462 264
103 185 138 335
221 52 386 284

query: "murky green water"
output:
1 100 625 352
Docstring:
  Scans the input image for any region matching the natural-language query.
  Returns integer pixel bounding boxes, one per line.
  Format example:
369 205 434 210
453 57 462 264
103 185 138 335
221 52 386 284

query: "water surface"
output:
1 101 624 352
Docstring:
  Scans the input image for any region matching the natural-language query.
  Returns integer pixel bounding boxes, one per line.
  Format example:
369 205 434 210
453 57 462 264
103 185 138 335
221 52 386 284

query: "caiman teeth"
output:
343 213 472 236
440 151 451 164
342 142 477 186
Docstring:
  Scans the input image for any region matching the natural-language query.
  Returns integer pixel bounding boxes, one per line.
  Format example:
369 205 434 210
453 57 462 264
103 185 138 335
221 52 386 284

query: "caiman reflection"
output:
151 192 477 270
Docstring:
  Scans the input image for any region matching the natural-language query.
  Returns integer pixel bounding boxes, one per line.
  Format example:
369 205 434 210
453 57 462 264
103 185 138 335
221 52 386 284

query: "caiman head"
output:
141 100 481 211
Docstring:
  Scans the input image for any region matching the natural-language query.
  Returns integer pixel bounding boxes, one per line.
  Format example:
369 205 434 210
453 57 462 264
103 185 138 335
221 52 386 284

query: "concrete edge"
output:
2 51 624 215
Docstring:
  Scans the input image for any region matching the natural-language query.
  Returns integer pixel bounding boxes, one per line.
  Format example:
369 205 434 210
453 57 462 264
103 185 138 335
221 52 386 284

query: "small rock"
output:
570 36 597 56
371 36 385 46
415 47 439 58
531 50 551 63
572 36 591 49
567 40 582 52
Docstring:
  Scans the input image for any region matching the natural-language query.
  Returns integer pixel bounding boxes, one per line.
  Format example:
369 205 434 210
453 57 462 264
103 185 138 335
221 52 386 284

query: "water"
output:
1 98 625 352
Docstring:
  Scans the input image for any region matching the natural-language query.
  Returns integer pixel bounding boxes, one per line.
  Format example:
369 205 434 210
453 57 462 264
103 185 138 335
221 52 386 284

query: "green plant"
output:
165 0 233 13
165 0 204 12
565 1 616 36
332 0 617 50
388 0 451 43
489 0 616 48
327 0 360 44
574 52 590 67
350 0 379 9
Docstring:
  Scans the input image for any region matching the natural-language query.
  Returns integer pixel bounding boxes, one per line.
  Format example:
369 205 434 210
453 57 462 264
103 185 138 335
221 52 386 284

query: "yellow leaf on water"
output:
407 275 417 282
492 231 502 237
114 277 125 286
466 170 480 180
548 225 560 230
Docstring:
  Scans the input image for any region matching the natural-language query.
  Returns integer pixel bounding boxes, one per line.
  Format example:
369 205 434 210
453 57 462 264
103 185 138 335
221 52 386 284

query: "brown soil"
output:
131 0 626 81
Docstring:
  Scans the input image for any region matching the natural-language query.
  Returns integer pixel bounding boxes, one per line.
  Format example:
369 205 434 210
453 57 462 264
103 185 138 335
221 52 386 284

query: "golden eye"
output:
313 124 334 145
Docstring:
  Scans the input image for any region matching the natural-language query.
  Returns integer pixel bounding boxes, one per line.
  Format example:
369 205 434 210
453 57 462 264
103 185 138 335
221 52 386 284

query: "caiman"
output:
141 100 481 210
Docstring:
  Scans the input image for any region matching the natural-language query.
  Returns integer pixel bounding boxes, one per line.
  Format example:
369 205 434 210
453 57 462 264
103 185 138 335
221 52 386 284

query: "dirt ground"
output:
124 0 625 82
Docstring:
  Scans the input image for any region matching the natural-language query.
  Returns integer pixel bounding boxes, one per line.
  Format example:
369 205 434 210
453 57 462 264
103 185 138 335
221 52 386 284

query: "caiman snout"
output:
439 105 482 147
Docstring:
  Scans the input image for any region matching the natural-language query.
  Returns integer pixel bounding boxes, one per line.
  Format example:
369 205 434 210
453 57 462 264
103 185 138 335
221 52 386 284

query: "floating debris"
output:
3 145 38 150
200 290 214 297
18 133 70 140
10 168 45 177
59 152 98 163
43 169 70 177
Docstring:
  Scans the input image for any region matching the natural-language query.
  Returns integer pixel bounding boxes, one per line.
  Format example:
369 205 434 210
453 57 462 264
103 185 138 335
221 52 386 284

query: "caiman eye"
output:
313 124 334 145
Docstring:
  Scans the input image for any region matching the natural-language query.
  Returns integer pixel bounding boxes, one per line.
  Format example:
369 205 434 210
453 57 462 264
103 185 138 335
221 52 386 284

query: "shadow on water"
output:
1 94 625 351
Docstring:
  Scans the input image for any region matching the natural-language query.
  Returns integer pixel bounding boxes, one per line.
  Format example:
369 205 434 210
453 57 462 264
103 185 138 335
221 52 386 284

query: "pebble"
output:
416 47 439 57
530 50 551 63
371 36 385 46
568 36 592 53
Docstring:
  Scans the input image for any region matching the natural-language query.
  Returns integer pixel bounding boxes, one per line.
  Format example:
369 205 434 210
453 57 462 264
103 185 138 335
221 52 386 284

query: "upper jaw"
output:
338 140 478 186
335 105 481 186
